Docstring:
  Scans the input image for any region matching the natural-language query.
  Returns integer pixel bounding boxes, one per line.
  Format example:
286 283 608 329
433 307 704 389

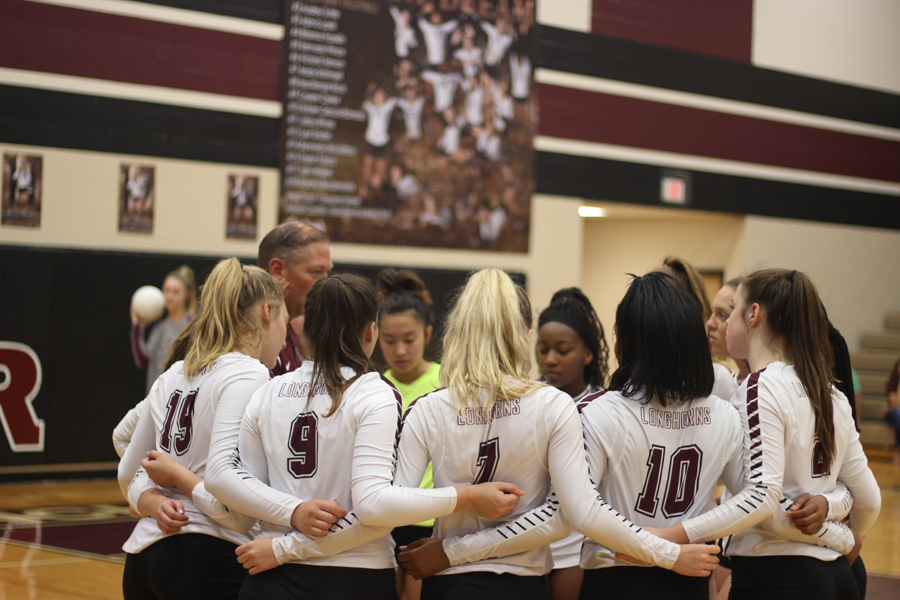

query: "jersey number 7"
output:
474 437 499 484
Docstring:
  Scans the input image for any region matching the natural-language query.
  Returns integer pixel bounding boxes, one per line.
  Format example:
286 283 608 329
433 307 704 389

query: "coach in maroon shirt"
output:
258 222 332 376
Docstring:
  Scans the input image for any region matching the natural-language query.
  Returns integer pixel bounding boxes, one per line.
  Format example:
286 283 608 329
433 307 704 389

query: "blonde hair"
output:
170 258 284 378
655 256 712 323
165 265 197 314
440 269 542 414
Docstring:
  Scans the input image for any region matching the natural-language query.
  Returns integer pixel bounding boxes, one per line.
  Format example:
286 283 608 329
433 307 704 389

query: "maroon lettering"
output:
635 445 665 517
288 412 319 478
159 389 198 455
635 444 704 518
0 343 44 452
811 439 829 478
474 437 499 484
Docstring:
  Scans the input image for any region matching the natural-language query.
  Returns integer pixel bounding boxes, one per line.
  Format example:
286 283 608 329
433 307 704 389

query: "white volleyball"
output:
132 285 166 323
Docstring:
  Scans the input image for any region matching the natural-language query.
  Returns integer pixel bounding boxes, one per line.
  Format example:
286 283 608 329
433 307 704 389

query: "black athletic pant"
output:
579 565 709 600
123 533 246 600
729 555 860 600
239 564 398 600
421 572 550 600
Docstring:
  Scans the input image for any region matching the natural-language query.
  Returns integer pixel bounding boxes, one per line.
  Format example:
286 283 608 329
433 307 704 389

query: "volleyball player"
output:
659 269 881 600
535 288 609 600
706 276 750 401
203 274 524 600
116 258 288 600
395 269 718 600
376 269 443 600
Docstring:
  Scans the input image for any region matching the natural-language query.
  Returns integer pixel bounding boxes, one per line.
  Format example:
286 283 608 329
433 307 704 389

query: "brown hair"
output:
257 221 329 272
740 269 836 472
304 274 379 417
656 256 713 322
376 268 433 328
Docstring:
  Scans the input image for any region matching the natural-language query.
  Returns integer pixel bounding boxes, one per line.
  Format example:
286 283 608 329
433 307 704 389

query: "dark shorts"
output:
422 571 549 600
729 555 860 600
579 565 709 600
240 564 398 600
123 533 246 600
392 524 434 560
368 142 388 158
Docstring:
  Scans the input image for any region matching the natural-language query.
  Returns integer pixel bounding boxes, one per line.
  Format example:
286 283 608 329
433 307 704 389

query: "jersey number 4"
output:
160 389 198 455
635 444 703 518
288 412 319 479
474 437 499 484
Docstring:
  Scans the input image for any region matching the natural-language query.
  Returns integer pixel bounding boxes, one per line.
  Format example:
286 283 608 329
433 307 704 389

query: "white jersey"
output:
363 98 398 147
397 385 681 577
476 129 501 162
12 168 33 190
454 46 483 79
207 362 460 569
578 389 744 569
438 115 465 155
481 22 515 66
117 353 270 553
509 53 531 100
549 385 599 570
680 362 881 560
422 70 461 112
462 79 485 125
419 18 458 65
398 96 425 140
712 362 738 402
389 6 418 57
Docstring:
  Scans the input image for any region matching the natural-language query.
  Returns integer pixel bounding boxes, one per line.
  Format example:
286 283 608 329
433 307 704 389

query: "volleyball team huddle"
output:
116 222 880 600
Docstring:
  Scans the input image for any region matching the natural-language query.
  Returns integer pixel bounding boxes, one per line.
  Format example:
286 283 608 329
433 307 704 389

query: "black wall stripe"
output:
140 0 282 24
536 151 900 231
0 85 279 167
538 25 900 130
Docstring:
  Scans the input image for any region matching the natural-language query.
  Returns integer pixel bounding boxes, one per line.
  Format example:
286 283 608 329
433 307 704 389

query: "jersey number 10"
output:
635 444 703 519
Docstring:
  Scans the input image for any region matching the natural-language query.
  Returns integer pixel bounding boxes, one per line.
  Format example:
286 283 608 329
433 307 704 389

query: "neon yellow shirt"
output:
385 361 441 527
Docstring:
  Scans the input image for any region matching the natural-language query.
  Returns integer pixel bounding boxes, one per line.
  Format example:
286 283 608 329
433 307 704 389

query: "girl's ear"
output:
583 349 593 366
364 321 377 343
260 301 273 325
424 325 433 344
747 302 763 328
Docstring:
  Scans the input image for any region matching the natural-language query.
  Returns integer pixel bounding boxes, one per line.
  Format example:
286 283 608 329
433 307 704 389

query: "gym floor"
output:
1 453 898 599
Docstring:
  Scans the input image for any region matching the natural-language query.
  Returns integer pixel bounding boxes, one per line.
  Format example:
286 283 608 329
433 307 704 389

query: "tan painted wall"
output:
580 212 746 365
744 215 900 351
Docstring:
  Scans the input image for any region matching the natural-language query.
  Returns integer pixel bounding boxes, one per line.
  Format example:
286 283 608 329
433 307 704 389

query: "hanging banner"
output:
279 0 536 252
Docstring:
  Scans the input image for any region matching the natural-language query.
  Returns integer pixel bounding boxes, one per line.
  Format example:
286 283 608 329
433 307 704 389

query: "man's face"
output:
282 242 332 319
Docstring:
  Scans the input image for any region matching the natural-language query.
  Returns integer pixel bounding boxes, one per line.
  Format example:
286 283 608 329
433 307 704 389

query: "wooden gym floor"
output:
1 453 899 599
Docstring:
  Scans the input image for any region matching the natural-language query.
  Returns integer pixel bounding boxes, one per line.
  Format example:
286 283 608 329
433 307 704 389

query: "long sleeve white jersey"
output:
398 96 425 140
712 362 739 403
680 362 881 560
396 385 681 577
418 18 458 65
210 362 461 569
462 79 485 126
113 398 147 458
389 7 418 57
454 46 483 79
422 70 462 112
480 22 515 66
578 390 745 569
363 98 398 147
117 353 270 553
509 53 531 100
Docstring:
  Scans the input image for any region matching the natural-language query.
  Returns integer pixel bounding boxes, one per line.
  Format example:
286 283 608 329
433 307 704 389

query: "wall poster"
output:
227 174 260 239
118 164 155 233
2 153 43 227
279 0 536 252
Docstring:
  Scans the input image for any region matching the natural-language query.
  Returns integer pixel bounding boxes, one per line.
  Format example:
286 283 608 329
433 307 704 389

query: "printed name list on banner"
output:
279 0 537 252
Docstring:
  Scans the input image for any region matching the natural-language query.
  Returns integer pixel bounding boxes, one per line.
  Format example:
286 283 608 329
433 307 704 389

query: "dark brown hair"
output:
740 269 836 472
304 273 379 416
376 269 433 328
656 256 713 323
